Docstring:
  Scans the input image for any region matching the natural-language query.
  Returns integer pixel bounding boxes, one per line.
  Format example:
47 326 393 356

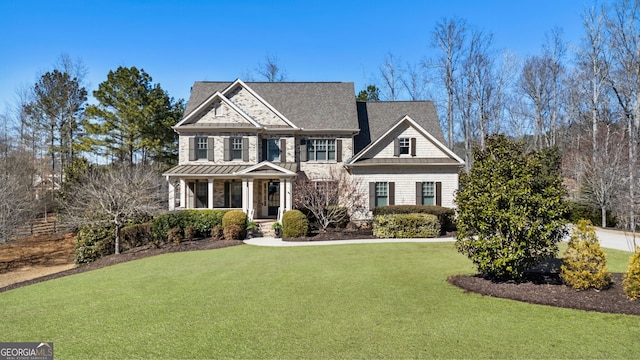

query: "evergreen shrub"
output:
223 224 241 240
623 249 640 300
167 227 183 245
282 210 309 238
222 210 247 239
560 219 611 290
373 213 440 238
75 225 115 264
373 205 456 233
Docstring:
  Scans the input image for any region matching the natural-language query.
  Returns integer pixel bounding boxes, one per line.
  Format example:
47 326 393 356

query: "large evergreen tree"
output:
455 135 568 281
84 66 183 166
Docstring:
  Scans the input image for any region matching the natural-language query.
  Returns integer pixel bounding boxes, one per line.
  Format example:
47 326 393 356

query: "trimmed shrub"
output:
211 225 223 241
566 201 617 227
167 227 183 245
120 222 154 251
184 226 197 241
282 210 309 238
561 219 611 290
222 210 247 239
223 224 241 240
373 213 440 238
623 248 640 300
152 210 230 240
75 225 114 264
373 205 456 234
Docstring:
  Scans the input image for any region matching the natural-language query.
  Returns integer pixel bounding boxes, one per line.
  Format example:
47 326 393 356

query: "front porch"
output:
164 161 297 220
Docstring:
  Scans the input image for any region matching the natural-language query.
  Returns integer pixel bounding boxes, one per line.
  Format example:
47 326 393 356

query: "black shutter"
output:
224 138 231 161
416 182 422 205
189 137 196 161
411 138 417 156
207 138 214 161
242 138 249 161
262 139 268 162
389 182 395 206
300 139 307 162
280 138 287 162
394 138 400 156
336 139 342 162
436 182 442 206
369 182 376 210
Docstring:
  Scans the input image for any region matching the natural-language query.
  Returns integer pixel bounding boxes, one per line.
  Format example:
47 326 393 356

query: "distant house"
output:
163 79 463 219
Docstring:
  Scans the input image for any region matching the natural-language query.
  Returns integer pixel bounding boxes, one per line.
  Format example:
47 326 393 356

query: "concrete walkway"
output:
244 229 638 252
244 236 455 247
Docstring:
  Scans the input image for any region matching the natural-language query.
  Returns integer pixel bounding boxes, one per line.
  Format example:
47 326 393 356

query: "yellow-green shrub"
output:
623 248 640 300
373 213 440 238
222 210 247 239
282 210 309 238
560 219 611 290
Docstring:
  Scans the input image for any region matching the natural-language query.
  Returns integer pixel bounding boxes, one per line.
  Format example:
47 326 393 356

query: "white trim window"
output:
399 137 410 155
232 137 243 160
421 181 435 205
307 139 336 161
375 182 388 207
196 137 208 160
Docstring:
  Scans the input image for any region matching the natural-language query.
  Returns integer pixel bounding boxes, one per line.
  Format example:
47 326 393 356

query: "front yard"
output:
1 242 639 359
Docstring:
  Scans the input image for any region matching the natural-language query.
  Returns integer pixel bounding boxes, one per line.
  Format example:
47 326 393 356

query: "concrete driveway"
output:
595 228 639 252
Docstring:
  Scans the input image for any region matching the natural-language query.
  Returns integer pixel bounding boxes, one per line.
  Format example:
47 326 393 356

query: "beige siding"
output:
368 123 450 159
351 166 460 210
227 87 290 127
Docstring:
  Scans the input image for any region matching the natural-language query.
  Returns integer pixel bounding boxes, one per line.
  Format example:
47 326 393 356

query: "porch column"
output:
168 179 175 211
179 179 186 208
247 179 254 219
280 178 291 212
242 178 250 214
285 178 293 210
208 178 214 209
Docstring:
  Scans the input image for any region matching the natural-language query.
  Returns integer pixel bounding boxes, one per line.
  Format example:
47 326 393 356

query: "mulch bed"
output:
0 239 243 293
449 258 640 316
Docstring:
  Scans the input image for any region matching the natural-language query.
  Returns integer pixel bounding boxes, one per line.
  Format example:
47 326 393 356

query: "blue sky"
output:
0 0 596 112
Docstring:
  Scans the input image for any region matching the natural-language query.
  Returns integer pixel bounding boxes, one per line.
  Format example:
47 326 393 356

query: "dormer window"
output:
394 137 416 156
399 138 410 155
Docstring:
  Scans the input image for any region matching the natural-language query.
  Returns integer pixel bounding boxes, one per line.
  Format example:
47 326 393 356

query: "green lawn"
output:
1 242 638 359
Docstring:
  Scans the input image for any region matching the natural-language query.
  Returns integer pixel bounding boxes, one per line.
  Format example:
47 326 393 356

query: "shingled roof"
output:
354 101 444 153
184 81 359 131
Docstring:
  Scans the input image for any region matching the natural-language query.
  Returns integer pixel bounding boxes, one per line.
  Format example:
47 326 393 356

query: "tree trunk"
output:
601 206 607 228
115 224 121 254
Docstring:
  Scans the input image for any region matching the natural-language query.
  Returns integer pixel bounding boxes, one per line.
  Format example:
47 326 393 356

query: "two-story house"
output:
163 79 463 220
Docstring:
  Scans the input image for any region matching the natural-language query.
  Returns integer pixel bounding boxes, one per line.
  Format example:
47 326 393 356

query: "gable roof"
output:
348 114 464 166
184 81 359 131
355 101 444 153
175 91 261 128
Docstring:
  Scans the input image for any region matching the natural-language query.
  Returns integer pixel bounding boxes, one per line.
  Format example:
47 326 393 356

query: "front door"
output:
262 181 280 217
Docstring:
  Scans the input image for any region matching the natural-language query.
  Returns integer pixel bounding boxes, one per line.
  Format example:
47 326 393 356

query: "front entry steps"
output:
253 219 277 237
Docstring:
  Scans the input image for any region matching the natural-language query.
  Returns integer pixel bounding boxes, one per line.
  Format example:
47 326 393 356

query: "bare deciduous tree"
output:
256 55 287 82
60 165 164 254
432 17 467 150
379 53 403 100
293 168 366 231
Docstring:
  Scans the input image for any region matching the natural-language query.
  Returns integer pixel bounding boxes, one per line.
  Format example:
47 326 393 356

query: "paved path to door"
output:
245 229 638 252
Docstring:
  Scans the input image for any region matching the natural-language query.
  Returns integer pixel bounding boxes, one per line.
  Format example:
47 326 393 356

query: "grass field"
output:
1 242 638 359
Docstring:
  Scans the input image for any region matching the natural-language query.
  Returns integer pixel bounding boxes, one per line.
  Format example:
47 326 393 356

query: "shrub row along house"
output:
163 79 463 220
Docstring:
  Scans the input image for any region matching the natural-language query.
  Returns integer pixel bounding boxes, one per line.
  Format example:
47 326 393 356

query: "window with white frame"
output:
375 182 388 207
232 137 243 160
422 181 435 205
307 139 335 161
196 137 208 160
399 137 410 155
